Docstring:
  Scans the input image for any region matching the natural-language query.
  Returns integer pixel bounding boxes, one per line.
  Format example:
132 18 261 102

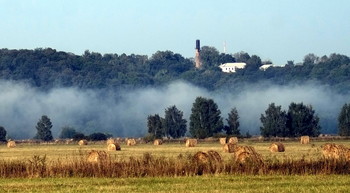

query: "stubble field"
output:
1 138 350 192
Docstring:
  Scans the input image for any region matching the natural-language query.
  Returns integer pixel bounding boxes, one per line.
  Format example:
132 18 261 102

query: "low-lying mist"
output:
0 80 346 139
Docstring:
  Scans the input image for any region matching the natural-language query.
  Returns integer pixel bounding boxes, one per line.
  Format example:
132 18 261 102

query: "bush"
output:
59 126 77 139
88 132 107 141
73 132 86 141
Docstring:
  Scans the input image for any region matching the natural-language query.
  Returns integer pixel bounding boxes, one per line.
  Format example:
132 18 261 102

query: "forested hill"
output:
1 47 350 92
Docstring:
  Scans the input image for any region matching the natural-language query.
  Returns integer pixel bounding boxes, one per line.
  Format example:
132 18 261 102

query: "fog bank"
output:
0 80 346 139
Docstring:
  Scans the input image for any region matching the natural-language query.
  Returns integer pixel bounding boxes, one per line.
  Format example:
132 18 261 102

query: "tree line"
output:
146 97 350 139
2 99 350 141
1 48 350 92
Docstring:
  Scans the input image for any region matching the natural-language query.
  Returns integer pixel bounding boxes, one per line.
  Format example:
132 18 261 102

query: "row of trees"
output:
1 48 350 92
147 97 350 139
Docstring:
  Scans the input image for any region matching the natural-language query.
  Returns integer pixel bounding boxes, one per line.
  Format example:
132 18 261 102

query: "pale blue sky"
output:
0 0 349 65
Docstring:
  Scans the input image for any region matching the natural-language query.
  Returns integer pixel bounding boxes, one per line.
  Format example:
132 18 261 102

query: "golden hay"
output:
207 150 222 162
228 137 238 144
233 145 263 164
300 136 310 144
78 139 88 146
223 143 236 153
107 143 121 151
106 138 117 145
322 143 350 160
126 138 136 146
219 137 226 145
185 139 197 147
87 150 108 163
193 151 210 163
7 141 16 148
153 139 163 145
269 142 285 152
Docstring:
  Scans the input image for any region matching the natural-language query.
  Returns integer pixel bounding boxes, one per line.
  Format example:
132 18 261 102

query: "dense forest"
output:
1 47 350 92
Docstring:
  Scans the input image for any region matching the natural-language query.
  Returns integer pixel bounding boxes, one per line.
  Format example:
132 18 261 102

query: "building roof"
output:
219 62 246 68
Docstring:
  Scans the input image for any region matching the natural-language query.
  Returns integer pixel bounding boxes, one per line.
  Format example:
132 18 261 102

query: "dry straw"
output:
193 150 222 163
233 145 263 164
7 141 16 148
78 139 88 146
322 143 350 160
107 143 121 151
87 150 109 163
219 137 226 145
185 139 197 147
223 143 236 153
126 138 136 146
300 136 310 144
228 137 238 144
153 139 163 145
269 142 285 152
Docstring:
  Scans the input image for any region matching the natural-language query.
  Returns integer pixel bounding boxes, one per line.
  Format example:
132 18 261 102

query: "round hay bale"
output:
126 138 136 146
193 151 210 163
223 143 236 153
78 139 88 146
185 139 197 147
106 138 117 145
233 145 263 164
300 136 310 144
7 141 16 148
322 143 350 160
87 150 108 163
219 137 226 145
269 142 285 152
107 143 121 151
153 139 163 145
228 137 238 144
207 150 222 162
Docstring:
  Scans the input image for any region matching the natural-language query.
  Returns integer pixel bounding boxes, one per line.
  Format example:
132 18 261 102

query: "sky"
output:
0 0 349 65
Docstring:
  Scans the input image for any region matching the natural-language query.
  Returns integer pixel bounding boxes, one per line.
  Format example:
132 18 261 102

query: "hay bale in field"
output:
223 143 236 153
7 141 16 148
193 151 210 163
233 145 263 164
87 150 108 163
106 138 117 145
269 142 285 152
219 137 226 145
322 143 350 160
185 139 197 147
153 139 163 145
207 150 222 162
78 139 88 146
300 136 310 144
107 142 121 151
126 138 136 146
228 137 238 144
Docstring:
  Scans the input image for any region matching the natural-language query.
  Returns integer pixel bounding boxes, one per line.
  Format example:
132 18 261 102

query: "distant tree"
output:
147 114 164 139
245 55 262 71
260 103 288 137
286 102 321 137
303 53 319 65
189 97 223 138
200 46 220 68
163 105 187 138
59 126 77 139
35 115 53 141
233 51 250 63
338 103 350 136
88 132 107 141
73 132 86 141
224 108 240 136
0 126 7 142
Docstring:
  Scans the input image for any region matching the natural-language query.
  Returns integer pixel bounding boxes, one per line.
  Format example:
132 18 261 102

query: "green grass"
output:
0 175 349 193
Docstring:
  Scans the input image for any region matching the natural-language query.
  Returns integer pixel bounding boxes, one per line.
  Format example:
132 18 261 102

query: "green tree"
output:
163 105 187 138
189 97 223 138
88 132 108 141
224 108 240 136
0 126 7 142
200 46 220 68
59 126 77 139
147 114 164 139
35 115 53 141
338 103 350 136
286 102 321 137
260 103 288 137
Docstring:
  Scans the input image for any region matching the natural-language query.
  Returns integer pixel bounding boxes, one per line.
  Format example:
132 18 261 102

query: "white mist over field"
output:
0 80 346 139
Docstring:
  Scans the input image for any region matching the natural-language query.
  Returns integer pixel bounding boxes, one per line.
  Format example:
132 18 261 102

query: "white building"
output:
219 62 246 73
259 64 273 71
